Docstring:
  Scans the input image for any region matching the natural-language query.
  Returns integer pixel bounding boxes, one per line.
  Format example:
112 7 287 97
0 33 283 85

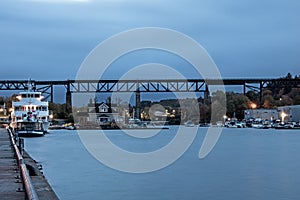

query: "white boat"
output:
124 119 169 129
146 121 169 129
10 82 50 137
251 118 264 129
184 120 195 127
126 118 142 128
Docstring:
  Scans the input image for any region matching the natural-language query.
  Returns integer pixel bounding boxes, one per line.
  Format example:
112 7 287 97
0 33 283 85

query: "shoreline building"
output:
244 109 278 121
87 98 125 127
278 105 300 122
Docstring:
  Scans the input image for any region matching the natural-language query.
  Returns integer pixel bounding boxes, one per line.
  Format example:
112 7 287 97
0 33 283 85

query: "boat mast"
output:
28 79 32 104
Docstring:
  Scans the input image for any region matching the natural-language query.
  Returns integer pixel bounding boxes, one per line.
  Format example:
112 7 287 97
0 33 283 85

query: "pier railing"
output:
7 128 39 200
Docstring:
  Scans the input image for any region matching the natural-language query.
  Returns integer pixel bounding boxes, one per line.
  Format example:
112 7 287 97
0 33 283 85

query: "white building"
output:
278 105 300 122
244 109 278 121
88 101 125 127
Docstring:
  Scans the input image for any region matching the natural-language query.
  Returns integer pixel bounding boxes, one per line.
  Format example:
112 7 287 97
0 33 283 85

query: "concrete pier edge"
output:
1 128 59 200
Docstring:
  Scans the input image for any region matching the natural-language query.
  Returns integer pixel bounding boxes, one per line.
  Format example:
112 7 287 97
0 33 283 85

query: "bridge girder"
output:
0 78 299 104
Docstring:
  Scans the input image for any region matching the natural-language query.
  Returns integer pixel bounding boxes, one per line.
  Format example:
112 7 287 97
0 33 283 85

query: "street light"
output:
250 103 257 109
223 115 227 125
281 112 287 123
49 114 54 120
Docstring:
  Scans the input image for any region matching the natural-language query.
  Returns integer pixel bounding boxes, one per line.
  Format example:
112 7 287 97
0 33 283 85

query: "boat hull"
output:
17 130 45 137
13 121 46 137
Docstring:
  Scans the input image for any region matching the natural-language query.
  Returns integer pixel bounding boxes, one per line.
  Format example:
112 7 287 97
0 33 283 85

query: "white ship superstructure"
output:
11 84 50 136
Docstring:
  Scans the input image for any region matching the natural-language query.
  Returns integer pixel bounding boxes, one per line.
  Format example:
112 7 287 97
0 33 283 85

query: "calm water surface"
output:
24 127 300 200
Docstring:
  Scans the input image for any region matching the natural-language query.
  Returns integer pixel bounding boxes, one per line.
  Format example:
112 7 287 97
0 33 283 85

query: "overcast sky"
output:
1 0 300 82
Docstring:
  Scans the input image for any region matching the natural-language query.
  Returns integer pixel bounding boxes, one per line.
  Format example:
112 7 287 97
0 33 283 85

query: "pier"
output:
0 128 58 200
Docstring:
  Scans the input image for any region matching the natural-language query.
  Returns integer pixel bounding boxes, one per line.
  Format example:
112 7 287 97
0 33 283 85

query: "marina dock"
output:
0 128 58 200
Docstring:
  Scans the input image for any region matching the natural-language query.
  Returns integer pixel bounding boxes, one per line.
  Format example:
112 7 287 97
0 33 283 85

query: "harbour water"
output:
24 127 300 200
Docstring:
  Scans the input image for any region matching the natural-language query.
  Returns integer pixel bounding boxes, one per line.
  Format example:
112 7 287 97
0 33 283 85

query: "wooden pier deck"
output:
0 128 58 199
0 129 24 199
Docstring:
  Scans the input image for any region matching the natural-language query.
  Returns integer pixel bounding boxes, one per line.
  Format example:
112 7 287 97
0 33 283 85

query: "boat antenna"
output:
28 79 32 104
28 78 32 91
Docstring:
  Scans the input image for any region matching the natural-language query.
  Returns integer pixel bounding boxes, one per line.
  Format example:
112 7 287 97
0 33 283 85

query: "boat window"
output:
35 94 40 98
21 94 27 98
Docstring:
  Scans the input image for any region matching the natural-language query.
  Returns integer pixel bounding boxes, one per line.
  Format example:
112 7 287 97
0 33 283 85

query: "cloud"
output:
1 0 299 81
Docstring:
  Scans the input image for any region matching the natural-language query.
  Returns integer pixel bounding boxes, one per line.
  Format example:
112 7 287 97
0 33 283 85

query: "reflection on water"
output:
25 127 300 200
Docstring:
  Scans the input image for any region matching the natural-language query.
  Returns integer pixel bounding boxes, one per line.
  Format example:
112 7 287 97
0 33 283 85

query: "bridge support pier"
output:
66 83 72 113
50 85 53 103
204 85 210 105
135 90 141 119
259 81 263 105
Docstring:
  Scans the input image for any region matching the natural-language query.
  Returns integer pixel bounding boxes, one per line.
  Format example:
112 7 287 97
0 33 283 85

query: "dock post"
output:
18 138 24 156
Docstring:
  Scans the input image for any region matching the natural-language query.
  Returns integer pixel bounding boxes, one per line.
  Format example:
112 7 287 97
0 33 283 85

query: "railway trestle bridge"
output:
0 78 299 116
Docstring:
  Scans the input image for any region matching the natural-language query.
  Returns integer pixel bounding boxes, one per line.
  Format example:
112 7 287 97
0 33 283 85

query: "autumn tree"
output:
226 92 250 120
246 91 260 103
293 95 300 105
210 91 226 123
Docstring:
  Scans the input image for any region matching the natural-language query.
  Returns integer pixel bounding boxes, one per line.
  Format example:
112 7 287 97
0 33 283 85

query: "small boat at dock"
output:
274 122 300 129
184 120 195 127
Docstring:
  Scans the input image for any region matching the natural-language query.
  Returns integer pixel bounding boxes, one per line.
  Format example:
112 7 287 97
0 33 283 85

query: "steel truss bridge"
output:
0 78 299 113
